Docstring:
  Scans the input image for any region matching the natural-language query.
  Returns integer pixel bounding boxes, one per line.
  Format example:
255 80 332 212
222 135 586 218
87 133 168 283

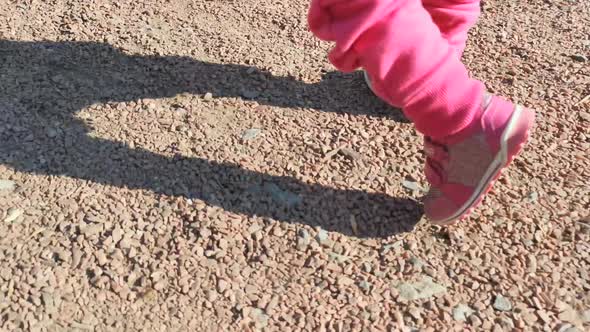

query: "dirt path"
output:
0 0 588 331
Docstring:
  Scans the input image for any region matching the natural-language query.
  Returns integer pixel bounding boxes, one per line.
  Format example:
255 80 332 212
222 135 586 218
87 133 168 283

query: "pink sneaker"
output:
423 94 535 225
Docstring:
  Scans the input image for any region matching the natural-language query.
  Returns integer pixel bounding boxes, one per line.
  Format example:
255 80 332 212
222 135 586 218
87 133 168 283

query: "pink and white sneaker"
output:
423 94 535 225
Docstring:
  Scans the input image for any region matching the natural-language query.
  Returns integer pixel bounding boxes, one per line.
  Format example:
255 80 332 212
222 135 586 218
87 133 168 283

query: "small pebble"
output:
337 276 354 287
217 279 229 293
4 208 23 223
358 280 371 292
47 128 58 138
95 251 108 266
469 314 483 327
453 304 475 321
80 224 102 237
266 295 279 314
493 294 512 311
241 128 261 140
0 180 16 192
408 307 422 320
315 228 330 246
297 229 310 250
558 324 579 332
526 191 539 203
402 180 422 191
249 308 269 328
328 252 349 264
153 280 167 291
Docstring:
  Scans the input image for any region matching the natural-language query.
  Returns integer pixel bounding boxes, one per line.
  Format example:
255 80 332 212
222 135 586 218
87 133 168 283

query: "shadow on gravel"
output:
0 40 422 238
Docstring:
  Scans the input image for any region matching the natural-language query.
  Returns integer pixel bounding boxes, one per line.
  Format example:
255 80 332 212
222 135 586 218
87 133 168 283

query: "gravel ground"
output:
0 0 589 331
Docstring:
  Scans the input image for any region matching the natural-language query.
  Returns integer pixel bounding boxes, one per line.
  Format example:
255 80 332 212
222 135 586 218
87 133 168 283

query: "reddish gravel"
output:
0 0 588 331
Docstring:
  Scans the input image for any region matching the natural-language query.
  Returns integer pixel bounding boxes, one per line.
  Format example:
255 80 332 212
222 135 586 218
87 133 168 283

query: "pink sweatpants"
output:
308 0 484 139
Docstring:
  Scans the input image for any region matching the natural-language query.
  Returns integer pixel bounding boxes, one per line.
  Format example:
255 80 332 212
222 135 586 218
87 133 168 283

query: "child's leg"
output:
309 0 534 224
309 0 482 138
422 0 481 57
362 0 480 97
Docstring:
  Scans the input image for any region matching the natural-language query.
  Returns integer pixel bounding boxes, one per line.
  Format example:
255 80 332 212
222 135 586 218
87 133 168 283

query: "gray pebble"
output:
359 280 371 292
0 180 15 192
493 294 512 311
249 308 269 328
241 128 261 140
297 229 310 251
526 191 539 203
47 128 58 138
452 304 475 321
315 228 329 246
298 228 310 240
402 180 422 192
396 277 446 301
4 207 23 223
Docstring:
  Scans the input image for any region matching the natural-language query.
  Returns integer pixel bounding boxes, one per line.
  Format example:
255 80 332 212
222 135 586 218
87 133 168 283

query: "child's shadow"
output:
0 40 421 238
